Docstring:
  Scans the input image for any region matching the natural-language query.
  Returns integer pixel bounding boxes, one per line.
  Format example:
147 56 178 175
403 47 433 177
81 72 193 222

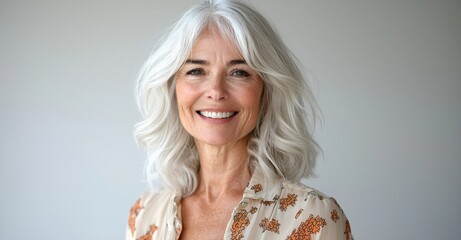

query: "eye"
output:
230 69 250 78
186 68 204 76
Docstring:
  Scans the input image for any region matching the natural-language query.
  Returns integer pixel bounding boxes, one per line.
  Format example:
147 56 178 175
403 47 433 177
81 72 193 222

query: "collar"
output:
242 163 283 201
171 163 284 201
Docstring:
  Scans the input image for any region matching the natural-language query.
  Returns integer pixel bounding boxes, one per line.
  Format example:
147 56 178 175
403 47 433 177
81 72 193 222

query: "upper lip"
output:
196 108 238 113
196 109 239 118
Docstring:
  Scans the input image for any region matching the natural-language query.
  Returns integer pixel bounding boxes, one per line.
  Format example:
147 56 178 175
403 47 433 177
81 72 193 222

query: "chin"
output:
195 133 251 147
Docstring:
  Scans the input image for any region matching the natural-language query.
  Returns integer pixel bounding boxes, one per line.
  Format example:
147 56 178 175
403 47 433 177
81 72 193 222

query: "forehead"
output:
189 29 243 59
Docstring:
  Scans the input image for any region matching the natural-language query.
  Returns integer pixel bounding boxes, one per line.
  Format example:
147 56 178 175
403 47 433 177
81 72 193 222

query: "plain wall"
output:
1 0 460 239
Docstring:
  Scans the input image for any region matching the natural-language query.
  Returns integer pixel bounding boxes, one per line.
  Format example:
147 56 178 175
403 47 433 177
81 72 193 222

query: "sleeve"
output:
313 197 353 240
125 197 142 240
124 192 168 240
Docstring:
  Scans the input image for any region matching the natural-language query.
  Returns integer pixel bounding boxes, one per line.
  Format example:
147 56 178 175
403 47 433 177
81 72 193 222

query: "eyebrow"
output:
185 59 208 65
184 59 247 66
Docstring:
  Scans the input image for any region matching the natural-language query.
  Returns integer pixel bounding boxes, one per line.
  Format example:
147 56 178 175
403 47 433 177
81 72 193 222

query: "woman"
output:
127 0 353 239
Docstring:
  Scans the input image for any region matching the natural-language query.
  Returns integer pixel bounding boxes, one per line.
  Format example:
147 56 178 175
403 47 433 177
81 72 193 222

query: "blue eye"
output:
186 68 204 75
231 69 250 77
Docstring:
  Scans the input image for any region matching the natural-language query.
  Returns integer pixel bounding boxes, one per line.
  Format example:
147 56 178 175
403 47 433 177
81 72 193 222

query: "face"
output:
175 30 264 147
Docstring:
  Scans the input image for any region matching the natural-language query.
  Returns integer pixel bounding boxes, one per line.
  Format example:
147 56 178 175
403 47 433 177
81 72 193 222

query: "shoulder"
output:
279 180 353 239
138 190 175 208
130 190 175 220
280 180 339 209
126 190 177 239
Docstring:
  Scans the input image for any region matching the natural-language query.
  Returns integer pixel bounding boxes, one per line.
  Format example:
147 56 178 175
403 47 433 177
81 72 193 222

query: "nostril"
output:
206 88 228 101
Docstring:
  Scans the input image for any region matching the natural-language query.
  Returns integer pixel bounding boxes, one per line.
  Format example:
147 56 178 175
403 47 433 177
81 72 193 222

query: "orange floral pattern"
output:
230 210 250 240
137 224 158 240
287 214 327 240
295 208 304 219
129 198 142 235
259 218 281 233
251 184 263 193
126 167 353 240
345 220 352 240
260 200 275 206
331 210 339 223
279 193 297 211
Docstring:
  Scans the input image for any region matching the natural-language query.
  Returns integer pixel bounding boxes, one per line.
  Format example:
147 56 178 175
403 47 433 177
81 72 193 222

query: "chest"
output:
179 198 238 240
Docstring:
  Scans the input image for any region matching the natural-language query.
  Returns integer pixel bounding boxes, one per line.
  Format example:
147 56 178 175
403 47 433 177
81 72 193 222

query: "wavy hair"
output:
135 0 320 196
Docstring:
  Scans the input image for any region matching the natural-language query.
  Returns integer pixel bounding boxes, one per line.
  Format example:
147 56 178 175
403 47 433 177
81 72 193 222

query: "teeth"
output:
199 111 236 119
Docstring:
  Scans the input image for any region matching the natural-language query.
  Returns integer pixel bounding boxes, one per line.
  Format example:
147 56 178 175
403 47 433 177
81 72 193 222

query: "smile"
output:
197 111 237 119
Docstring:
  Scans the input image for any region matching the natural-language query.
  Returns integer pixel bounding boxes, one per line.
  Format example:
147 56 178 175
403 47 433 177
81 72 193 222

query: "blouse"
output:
125 165 353 240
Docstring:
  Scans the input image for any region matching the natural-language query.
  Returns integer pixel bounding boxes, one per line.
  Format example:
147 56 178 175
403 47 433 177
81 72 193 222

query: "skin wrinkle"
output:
176 31 264 203
176 29 264 239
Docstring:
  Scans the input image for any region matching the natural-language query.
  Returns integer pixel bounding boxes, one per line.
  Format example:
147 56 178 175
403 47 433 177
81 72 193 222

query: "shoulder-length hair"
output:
135 0 320 196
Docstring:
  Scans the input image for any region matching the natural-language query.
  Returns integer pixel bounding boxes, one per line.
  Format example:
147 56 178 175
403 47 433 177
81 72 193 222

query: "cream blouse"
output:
126 165 353 240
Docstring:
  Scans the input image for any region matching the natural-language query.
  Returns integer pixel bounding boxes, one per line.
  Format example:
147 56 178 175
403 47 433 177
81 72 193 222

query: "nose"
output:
206 74 228 101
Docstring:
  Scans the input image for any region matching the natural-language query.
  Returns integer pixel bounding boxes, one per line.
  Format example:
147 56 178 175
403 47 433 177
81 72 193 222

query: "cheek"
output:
175 81 201 128
175 83 188 120
237 89 263 134
176 82 194 109
175 89 194 133
241 83 264 111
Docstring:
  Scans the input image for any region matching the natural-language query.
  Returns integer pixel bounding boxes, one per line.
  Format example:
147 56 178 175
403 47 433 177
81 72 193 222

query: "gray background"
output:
1 0 460 239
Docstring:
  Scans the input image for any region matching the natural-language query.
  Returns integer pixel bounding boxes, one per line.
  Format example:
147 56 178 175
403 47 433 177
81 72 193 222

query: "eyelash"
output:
186 68 204 76
230 68 250 78
185 68 251 78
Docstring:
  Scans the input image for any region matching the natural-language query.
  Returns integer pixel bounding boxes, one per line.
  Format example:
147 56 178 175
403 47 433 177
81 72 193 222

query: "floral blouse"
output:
126 165 353 240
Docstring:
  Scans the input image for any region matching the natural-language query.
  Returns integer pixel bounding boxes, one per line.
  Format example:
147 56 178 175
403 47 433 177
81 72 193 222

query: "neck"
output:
194 139 252 202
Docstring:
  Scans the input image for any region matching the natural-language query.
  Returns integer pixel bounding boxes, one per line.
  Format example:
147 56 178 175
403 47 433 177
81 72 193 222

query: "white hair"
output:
135 0 320 196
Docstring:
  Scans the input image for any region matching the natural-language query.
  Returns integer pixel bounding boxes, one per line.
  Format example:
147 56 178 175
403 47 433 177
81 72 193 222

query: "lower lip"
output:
197 112 236 124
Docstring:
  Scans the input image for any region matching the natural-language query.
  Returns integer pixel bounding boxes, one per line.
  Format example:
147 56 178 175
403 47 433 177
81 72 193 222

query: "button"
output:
241 201 248 207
